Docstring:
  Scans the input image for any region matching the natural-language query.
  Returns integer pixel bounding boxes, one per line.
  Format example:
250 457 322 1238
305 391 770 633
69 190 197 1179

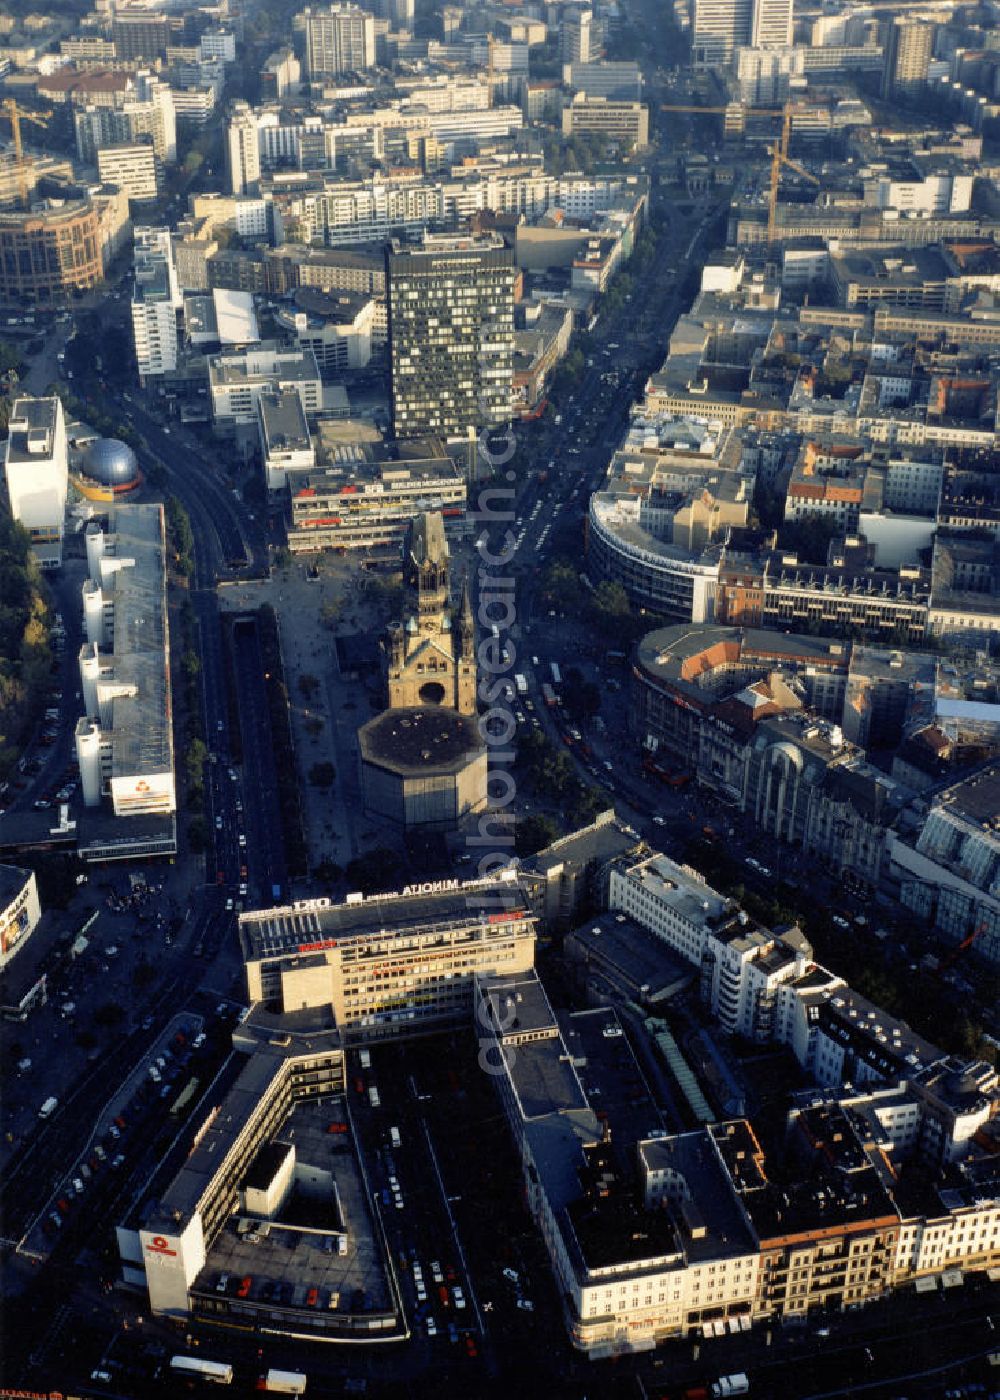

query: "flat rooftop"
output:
259 388 312 454
0 864 32 906
523 810 641 879
240 871 528 964
614 853 729 928
640 1129 758 1262
560 1005 666 1170
86 505 172 783
942 763 1000 826
209 343 319 387
718 1108 899 1244
199 1096 395 1320
566 911 694 1002
357 706 484 775
6 397 60 465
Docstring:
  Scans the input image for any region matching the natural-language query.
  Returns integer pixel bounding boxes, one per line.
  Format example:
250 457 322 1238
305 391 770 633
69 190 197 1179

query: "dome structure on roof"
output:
83 437 140 490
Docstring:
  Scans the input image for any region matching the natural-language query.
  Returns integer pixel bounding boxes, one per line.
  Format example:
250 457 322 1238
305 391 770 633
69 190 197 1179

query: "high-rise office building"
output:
750 0 793 49
562 8 594 63
386 232 515 439
882 16 934 98
303 4 377 77
691 0 753 66
225 100 261 195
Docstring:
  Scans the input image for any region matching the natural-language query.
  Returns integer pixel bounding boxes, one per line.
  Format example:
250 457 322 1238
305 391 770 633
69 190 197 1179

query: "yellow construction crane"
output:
660 100 819 240
765 102 819 239
2 98 53 208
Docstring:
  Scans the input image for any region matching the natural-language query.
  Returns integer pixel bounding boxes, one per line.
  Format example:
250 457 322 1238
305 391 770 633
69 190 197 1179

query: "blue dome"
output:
84 437 139 487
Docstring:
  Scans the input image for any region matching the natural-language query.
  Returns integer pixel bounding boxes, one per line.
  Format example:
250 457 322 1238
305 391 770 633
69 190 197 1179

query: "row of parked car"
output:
45 1114 128 1236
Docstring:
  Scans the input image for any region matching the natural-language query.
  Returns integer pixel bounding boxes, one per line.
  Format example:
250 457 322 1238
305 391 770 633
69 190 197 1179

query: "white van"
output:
369 1086 380 1108
359 1049 371 1070
389 1126 401 1149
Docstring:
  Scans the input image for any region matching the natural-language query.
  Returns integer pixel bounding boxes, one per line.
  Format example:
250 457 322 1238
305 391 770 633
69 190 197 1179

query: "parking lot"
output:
198 1094 397 1332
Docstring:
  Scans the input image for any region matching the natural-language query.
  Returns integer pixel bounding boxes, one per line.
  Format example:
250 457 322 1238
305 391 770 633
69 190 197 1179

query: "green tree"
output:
308 761 336 786
298 673 320 702
515 814 559 856
345 847 401 895
540 559 581 613
320 598 343 629
0 341 23 375
187 814 207 853
185 737 207 792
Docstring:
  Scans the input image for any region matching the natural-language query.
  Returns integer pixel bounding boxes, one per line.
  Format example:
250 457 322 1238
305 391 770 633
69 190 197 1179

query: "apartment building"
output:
225 99 261 196
887 764 1000 965
74 72 176 163
239 875 535 1040
784 439 867 532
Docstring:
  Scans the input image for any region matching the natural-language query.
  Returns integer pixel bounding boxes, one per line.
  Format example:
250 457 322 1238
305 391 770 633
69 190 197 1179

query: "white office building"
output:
97 142 160 202
209 343 323 426
226 100 261 196
257 388 316 491
691 0 753 66
131 255 179 381
608 854 729 963
3 396 68 569
750 0 793 49
200 29 237 63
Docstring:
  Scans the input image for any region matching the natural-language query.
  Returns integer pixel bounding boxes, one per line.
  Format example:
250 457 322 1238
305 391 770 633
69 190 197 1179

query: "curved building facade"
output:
588 494 721 621
0 197 103 303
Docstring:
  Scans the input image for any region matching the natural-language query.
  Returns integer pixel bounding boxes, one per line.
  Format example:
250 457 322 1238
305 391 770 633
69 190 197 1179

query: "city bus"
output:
170 1355 234 1385
170 1076 201 1117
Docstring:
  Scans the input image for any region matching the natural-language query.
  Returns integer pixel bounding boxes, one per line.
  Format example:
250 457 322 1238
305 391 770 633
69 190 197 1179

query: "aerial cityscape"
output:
0 0 998 1395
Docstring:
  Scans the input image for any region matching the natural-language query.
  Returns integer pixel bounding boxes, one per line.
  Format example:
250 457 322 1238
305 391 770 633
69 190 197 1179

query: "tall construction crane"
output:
766 103 819 240
660 99 819 240
2 98 53 209
486 33 496 110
